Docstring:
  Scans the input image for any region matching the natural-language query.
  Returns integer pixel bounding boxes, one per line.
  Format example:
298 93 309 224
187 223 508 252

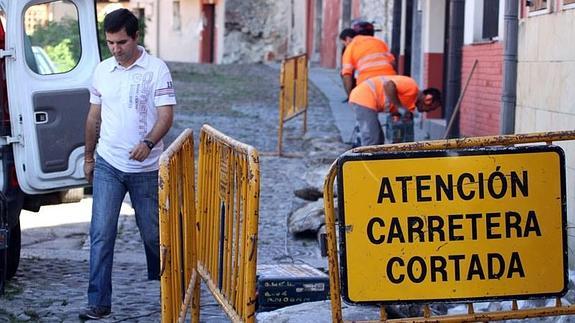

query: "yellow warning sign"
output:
337 146 567 304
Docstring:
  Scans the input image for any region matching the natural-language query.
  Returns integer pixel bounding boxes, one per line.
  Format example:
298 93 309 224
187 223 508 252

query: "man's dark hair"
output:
104 8 139 39
339 28 357 40
423 87 442 105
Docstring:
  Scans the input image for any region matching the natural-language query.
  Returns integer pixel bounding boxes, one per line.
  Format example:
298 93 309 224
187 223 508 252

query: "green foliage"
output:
97 19 112 60
138 16 147 48
29 18 80 72
44 39 76 72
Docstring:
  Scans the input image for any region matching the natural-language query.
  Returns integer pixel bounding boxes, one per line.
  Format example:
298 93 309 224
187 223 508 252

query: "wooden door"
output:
201 4 215 63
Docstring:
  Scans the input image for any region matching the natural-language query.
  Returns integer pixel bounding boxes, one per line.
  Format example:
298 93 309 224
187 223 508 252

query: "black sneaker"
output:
79 306 111 320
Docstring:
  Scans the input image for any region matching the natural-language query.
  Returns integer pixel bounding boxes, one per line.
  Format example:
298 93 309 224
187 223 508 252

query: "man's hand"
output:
84 104 101 183
342 74 355 97
84 159 95 183
129 142 152 162
129 105 173 162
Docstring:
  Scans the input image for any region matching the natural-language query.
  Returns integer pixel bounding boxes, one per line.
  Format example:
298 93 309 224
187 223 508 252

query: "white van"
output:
0 0 100 282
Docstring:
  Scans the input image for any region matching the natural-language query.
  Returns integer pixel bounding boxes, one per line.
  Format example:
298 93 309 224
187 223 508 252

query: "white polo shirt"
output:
89 46 176 173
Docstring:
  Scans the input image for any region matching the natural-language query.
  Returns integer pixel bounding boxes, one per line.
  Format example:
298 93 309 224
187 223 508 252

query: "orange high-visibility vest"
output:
341 35 396 84
349 75 419 113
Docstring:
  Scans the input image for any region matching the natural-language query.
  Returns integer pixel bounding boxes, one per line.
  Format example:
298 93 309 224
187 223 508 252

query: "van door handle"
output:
34 111 49 124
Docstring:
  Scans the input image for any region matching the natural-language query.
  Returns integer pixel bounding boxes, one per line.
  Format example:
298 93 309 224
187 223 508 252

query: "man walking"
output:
81 8 176 320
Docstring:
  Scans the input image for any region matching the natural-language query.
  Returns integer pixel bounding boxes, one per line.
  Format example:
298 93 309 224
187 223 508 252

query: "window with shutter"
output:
530 0 547 11
482 0 499 40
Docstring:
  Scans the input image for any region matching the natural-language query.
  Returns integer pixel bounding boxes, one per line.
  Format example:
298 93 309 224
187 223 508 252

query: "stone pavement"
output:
0 65 437 323
5 198 228 322
1 199 165 322
0 65 351 323
307 67 355 144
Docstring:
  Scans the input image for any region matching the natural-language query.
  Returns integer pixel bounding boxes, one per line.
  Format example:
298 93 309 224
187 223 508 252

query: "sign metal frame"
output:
336 145 568 305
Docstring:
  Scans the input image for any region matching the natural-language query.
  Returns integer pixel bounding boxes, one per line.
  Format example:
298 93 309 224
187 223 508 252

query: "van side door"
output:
4 0 100 194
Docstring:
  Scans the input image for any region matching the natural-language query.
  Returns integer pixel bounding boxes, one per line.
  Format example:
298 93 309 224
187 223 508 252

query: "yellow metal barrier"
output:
159 129 198 323
196 124 260 322
278 53 308 156
323 130 575 322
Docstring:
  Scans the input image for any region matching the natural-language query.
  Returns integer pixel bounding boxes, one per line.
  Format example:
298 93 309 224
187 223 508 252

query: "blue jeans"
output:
87 156 160 309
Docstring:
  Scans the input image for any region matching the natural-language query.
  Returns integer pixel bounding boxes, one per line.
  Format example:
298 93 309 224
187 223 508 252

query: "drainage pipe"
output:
391 0 402 63
444 0 465 138
500 0 519 134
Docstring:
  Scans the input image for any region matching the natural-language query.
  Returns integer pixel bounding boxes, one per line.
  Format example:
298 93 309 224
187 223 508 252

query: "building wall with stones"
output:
130 0 395 64
223 0 307 63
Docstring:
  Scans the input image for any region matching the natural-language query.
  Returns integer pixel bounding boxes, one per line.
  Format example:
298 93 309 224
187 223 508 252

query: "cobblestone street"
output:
3 0 575 321
2 63 575 323
0 63 345 322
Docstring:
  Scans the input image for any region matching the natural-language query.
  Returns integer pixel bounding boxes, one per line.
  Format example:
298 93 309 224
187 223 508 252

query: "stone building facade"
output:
126 0 393 65
222 0 306 63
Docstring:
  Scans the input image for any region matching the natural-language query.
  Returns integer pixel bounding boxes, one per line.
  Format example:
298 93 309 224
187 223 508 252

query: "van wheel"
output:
5 221 21 280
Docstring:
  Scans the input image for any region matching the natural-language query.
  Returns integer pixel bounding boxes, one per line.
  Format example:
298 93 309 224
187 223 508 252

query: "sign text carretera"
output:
336 146 567 304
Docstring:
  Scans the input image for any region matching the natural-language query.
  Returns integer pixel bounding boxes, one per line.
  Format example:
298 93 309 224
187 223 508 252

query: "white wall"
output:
214 0 225 63
132 0 226 63
130 0 158 56
463 0 482 44
517 8 575 268
158 0 202 63
290 0 307 56
422 0 445 53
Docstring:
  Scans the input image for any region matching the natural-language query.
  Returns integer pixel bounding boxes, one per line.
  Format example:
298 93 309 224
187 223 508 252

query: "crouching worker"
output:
348 75 441 146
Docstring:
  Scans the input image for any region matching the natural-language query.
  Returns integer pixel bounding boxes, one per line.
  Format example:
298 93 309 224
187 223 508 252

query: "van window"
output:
24 0 81 75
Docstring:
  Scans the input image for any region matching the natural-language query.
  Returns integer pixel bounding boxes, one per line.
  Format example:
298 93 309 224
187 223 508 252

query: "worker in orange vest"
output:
349 75 441 146
340 21 396 99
